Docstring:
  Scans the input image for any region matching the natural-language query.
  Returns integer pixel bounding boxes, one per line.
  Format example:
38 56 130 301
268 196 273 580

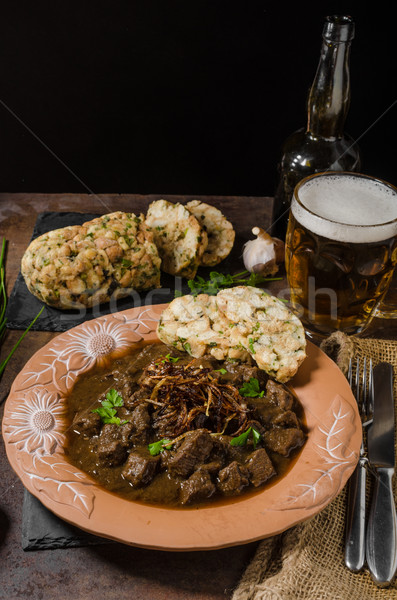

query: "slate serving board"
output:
22 490 113 551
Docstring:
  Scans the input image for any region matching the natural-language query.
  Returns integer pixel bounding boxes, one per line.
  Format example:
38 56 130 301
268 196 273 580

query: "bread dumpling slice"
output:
216 286 306 382
21 211 161 309
145 199 208 279
157 286 306 383
186 200 235 266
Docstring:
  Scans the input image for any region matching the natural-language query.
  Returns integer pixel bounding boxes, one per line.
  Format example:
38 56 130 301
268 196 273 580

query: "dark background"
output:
0 1 396 197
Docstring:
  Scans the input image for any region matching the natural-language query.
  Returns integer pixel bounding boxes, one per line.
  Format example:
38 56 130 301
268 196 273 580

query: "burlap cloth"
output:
232 332 397 600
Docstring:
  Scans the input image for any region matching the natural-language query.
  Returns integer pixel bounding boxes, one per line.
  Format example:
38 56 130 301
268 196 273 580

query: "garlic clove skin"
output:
250 259 277 274
243 237 275 270
273 238 285 264
243 227 285 275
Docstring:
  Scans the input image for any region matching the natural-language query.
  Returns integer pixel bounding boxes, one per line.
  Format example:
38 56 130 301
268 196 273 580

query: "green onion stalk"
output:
0 238 44 379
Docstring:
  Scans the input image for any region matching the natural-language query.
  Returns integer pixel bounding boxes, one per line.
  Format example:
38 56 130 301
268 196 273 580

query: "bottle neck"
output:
307 37 352 139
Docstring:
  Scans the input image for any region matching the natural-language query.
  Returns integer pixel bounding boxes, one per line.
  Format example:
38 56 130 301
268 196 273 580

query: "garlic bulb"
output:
243 227 285 275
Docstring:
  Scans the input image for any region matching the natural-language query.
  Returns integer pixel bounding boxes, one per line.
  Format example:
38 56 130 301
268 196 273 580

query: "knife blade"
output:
366 362 397 586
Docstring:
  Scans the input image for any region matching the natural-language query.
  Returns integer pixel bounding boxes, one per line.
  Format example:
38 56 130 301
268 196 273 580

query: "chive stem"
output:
0 237 45 379
0 306 45 377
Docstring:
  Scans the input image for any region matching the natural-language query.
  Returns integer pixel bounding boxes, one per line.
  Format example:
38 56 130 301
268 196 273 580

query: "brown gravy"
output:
65 342 307 508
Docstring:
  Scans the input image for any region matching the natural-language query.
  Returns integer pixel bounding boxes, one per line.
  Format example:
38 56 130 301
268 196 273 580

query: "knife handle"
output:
345 458 366 571
366 467 397 586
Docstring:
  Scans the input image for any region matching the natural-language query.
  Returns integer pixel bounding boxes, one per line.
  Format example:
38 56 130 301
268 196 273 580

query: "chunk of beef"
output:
217 461 249 496
246 397 282 426
266 380 294 410
222 363 268 388
245 448 275 487
72 410 101 438
189 356 217 370
200 460 223 476
214 434 261 465
263 428 305 456
129 403 151 444
124 386 148 410
180 469 216 505
119 379 137 399
272 410 300 429
168 429 213 478
246 419 266 438
132 346 182 389
209 436 231 466
96 422 134 467
127 344 172 376
122 449 160 487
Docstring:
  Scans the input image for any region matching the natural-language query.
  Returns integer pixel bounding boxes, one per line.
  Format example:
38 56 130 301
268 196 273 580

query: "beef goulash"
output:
66 342 306 507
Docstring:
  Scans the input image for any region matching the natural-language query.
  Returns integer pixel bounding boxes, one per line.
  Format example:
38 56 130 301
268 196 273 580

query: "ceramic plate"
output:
2 303 361 550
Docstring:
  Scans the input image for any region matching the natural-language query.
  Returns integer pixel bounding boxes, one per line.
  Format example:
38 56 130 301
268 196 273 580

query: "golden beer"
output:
285 172 397 339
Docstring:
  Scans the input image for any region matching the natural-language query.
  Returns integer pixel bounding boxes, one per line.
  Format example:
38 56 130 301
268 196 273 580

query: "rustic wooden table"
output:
1 193 395 600
0 193 276 600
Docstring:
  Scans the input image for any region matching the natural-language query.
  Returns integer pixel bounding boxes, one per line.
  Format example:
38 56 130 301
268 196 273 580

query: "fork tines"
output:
348 357 373 425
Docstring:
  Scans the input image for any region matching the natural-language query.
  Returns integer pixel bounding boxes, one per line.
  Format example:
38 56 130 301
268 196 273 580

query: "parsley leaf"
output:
183 342 192 355
161 353 180 363
252 427 262 449
182 270 282 298
148 438 174 456
214 368 227 374
230 427 252 447
239 378 264 398
91 388 127 426
230 426 262 449
105 388 124 407
248 337 256 354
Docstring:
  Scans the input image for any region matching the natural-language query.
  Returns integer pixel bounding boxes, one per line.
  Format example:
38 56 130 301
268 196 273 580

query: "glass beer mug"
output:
285 172 397 341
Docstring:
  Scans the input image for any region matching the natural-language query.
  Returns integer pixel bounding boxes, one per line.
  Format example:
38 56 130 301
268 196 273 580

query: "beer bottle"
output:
271 15 361 240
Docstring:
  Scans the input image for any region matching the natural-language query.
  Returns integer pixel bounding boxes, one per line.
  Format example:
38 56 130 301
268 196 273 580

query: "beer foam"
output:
291 174 397 243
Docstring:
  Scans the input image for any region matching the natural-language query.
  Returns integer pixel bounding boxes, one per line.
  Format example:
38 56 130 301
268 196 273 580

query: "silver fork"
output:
345 356 373 572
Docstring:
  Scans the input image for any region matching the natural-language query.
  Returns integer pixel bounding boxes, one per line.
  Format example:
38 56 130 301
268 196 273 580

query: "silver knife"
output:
366 362 397 586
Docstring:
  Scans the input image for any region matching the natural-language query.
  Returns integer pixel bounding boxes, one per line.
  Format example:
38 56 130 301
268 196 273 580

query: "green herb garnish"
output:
239 377 264 398
0 238 45 383
181 270 282 298
230 426 262 450
121 258 133 268
91 388 128 426
230 428 251 447
148 438 174 456
161 353 180 363
183 342 192 355
214 368 227 374
252 427 262 449
103 388 124 408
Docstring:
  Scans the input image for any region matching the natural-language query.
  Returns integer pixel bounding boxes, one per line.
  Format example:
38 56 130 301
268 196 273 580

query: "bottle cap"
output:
323 15 355 42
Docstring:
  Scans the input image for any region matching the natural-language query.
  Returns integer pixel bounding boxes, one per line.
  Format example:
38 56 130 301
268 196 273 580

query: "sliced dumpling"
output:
145 199 208 279
186 200 235 266
21 212 161 309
